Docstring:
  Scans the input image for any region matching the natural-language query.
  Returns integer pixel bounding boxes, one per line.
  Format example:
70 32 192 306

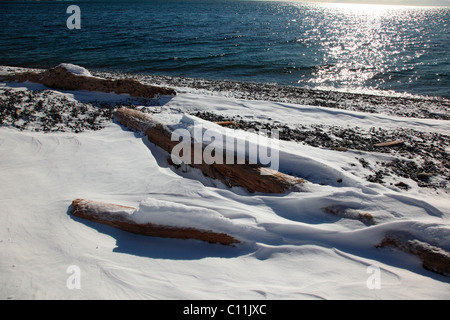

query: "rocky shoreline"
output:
192 111 449 191
95 70 450 120
1 65 449 191
0 87 114 133
98 70 450 192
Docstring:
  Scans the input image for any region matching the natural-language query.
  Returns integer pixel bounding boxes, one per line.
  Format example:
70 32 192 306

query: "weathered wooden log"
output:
374 140 404 147
2 65 176 99
215 121 237 127
114 107 305 194
377 231 450 276
70 199 239 245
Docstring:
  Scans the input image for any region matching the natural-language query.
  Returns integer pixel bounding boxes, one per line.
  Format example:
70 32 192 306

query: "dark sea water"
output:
1 0 449 98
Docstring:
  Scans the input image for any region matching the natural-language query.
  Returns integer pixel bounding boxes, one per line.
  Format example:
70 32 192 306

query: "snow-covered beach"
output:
0 65 449 300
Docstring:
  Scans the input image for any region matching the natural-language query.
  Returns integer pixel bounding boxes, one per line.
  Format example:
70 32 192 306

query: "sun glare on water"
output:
286 1 436 94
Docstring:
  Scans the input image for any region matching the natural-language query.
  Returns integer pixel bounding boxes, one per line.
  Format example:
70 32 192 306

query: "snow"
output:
132 198 255 240
57 63 92 77
1 73 449 300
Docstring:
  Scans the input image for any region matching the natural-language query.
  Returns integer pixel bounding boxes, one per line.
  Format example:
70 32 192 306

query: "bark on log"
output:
114 107 305 194
70 199 239 245
3 66 176 99
377 231 450 276
215 121 237 127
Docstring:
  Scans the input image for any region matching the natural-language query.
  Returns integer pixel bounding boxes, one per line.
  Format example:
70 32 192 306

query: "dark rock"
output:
417 172 433 181
395 181 410 190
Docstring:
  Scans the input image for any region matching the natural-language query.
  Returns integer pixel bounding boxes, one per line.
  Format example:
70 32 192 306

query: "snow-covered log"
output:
70 199 240 245
378 231 450 276
114 107 305 194
2 64 176 99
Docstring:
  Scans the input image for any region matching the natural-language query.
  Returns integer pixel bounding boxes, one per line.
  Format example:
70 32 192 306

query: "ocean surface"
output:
1 0 449 98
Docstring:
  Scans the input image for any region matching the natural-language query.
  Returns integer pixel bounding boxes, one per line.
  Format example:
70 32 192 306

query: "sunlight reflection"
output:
288 2 436 91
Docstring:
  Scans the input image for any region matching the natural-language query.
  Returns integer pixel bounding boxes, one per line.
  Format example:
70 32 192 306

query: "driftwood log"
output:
377 231 450 276
374 140 404 148
114 107 305 194
2 65 176 99
70 199 239 245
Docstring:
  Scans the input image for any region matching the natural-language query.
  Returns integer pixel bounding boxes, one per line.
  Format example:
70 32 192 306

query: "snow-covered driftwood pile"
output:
68 107 306 245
